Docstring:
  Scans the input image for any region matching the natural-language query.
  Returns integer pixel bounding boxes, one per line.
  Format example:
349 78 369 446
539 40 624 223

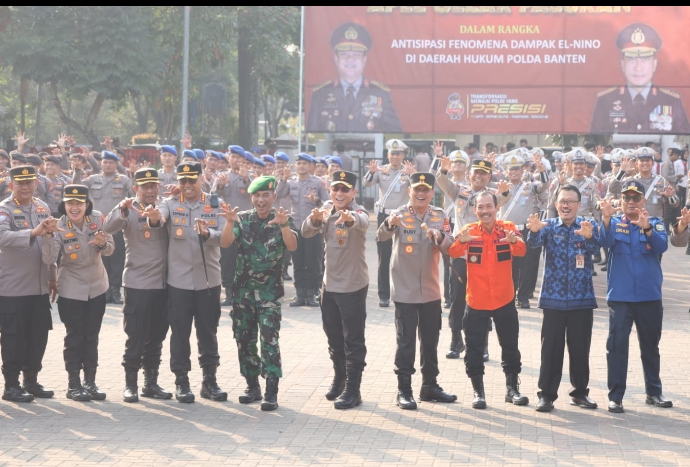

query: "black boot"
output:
66 370 91 401
111 286 123 305
83 368 106 400
471 375 487 409
325 358 346 401
419 377 457 403
261 377 279 411
200 365 227 401
305 289 320 307
175 372 195 403
23 370 54 398
505 373 529 406
289 288 306 307
123 371 139 403
238 375 262 404
334 369 362 410
395 375 417 410
3 378 34 403
445 330 465 359
141 368 172 399
282 271 292 281
221 288 232 307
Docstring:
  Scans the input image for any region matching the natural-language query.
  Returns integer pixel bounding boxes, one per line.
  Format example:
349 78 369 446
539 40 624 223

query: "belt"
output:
381 208 396 215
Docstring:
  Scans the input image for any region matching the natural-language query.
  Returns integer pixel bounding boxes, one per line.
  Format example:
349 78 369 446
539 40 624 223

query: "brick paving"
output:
2 229 690 466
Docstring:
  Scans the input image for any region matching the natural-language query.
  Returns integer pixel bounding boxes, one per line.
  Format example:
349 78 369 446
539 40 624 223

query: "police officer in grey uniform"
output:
276 153 329 307
146 162 230 403
275 152 294 281
548 149 600 220
74 150 135 304
302 170 369 410
0 166 57 402
42 155 72 216
158 145 179 191
363 139 416 307
377 172 457 410
104 168 172 403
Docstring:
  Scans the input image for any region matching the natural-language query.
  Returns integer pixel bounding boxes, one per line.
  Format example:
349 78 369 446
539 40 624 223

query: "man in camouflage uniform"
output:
224 175 297 411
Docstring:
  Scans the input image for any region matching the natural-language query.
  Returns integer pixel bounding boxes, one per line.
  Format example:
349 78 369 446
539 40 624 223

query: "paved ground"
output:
2 227 690 466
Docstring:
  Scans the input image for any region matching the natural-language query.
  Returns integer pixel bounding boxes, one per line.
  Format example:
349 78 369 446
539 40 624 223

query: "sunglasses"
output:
178 178 198 185
331 185 351 193
622 194 643 202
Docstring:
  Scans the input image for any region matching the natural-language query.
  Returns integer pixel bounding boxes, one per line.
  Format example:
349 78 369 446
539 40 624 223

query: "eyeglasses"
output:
556 199 579 206
331 185 351 193
178 178 197 185
622 194 643 202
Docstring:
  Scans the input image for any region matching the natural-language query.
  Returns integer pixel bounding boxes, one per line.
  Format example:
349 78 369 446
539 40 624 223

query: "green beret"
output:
247 175 277 194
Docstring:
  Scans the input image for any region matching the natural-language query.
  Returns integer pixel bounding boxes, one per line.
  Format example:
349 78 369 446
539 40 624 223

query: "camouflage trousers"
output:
231 291 282 379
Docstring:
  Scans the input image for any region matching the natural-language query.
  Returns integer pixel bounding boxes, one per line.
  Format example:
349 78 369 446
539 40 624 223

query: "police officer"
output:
158 145 179 190
223 175 297 411
549 149 599 220
590 23 690 134
103 169 172 403
303 171 369 410
306 22 402 133
146 162 231 403
276 153 329 307
0 166 57 402
74 150 135 304
274 152 294 281
377 173 456 410
42 155 71 216
599 183 672 413
42 184 114 401
363 139 416 307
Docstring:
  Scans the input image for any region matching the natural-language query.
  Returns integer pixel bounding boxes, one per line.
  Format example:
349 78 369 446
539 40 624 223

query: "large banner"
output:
304 6 690 135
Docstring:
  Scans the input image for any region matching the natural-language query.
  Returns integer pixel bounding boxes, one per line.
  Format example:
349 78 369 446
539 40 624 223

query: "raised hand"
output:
100 136 113 150
629 208 650 230
432 141 444 157
368 160 379 173
455 225 480 243
215 172 229 188
574 220 593 239
599 197 617 219
664 185 675 198
496 180 510 193
304 188 316 203
486 152 497 165
387 213 403 228
119 198 142 215
499 230 519 243
239 165 249 179
15 131 29 150
557 170 567 185
334 209 354 226
677 207 690 230
66 135 77 147
142 206 164 224
527 213 547 232
163 184 180 197
88 230 107 247
56 133 67 150
403 160 416 175
43 217 64 234
180 133 192 149
439 156 452 172
268 207 291 226
534 156 545 172
218 204 240 224
596 145 604 160
127 160 139 174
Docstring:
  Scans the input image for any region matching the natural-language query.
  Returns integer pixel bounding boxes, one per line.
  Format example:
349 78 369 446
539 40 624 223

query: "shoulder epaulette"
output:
370 80 391 92
659 87 681 99
312 80 333 92
598 86 617 97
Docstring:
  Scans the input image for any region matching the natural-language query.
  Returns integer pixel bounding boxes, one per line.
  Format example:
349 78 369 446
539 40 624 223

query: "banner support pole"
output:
297 5 305 153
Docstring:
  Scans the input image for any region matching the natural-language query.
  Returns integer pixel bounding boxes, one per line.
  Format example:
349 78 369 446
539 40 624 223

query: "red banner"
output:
304 6 690 135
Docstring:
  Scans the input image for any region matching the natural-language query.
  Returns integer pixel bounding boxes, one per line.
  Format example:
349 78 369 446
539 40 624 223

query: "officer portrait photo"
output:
306 22 403 133
590 22 690 134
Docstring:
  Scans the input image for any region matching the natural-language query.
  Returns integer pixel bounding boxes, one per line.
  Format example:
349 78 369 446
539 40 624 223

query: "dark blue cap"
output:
102 151 119 162
274 152 289 162
193 149 205 160
160 145 178 156
182 149 198 160
253 157 266 167
250 147 261 153
242 151 255 163
296 153 314 163
621 180 645 195
329 156 343 168
261 155 276 164
206 150 221 160
228 145 245 155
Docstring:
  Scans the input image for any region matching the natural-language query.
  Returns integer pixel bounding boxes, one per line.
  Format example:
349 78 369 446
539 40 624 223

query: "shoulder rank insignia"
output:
312 80 332 92
370 80 391 92
598 86 617 97
659 87 681 99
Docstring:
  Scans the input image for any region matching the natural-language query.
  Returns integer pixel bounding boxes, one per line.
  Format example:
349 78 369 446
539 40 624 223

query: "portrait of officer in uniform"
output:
590 23 690 134
306 22 402 133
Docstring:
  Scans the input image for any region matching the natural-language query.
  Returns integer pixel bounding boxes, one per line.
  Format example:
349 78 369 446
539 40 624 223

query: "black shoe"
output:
2 384 34 402
238 376 262 404
261 377 279 411
570 395 598 409
200 366 228 401
105 288 113 304
305 294 320 307
608 400 624 413
505 374 529 406
419 382 457 403
221 297 232 307
592 255 602 264
141 369 172 399
536 397 554 412
517 299 530 309
443 300 450 309
446 330 465 359
66 370 91 402
23 371 54 398
646 394 673 408
592 270 598 276
175 374 195 403
325 359 346 401
123 371 139 403
282 272 293 281
110 286 123 305
483 346 489 362
470 376 486 409
83 368 106 400
601 265 607 271
396 375 417 410
379 299 390 308
334 371 362 410
289 295 306 307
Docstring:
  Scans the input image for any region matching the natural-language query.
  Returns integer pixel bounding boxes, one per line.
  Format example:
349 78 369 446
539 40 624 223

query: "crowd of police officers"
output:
0 133 688 414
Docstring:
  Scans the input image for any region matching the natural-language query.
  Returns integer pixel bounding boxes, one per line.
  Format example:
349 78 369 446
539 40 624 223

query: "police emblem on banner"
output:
446 93 464 120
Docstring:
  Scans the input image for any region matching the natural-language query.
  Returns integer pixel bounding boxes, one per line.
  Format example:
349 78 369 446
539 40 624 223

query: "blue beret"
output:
274 152 289 162
296 153 314 163
228 145 245 155
160 145 178 156
102 151 119 162
315 157 328 165
193 149 205 160
215 151 227 161
253 157 266 167
243 151 255 162
261 155 276 164
205 150 221 160
182 149 198 160
250 147 261 153
329 156 343 168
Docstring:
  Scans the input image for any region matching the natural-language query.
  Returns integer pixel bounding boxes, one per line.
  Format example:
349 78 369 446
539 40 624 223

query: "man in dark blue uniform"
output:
306 22 402 133
590 23 690 134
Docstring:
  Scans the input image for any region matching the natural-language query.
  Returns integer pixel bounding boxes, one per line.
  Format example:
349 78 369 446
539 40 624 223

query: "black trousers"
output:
321 286 368 373
514 232 542 301
393 300 442 379
122 288 169 372
0 295 52 383
220 242 239 291
376 213 392 300
537 308 593 401
607 300 663 403
442 253 453 303
448 257 467 332
168 285 221 374
283 250 292 271
102 230 125 289
293 231 323 291
463 301 521 378
57 294 107 372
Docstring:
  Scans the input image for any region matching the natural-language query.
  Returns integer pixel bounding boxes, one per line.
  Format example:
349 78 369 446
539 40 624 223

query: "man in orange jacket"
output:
449 190 528 409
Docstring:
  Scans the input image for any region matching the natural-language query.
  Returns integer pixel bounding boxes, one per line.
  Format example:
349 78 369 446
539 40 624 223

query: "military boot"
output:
200 365 228 401
141 368 172 399
66 370 91 402
505 373 529 406
305 289 320 307
2 377 34 403
419 377 457 403
22 370 54 398
289 288 306 307
123 371 139 403
334 369 362 410
395 375 417 410
261 377 279 411
83 368 106 400
175 372 195 403
325 358 346 401
238 375 262 404
111 286 123 305
445 330 466 359
221 288 232 307
471 375 487 409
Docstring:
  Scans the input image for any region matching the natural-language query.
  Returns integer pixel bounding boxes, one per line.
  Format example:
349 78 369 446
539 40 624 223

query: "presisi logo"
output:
470 103 547 115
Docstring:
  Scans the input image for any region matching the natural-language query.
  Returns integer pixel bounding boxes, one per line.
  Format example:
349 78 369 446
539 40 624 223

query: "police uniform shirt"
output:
590 84 690 134
499 178 547 227
42 211 115 301
154 192 226 290
213 171 252 211
363 165 411 215
275 175 329 226
301 200 369 294
103 197 169 290
607 174 677 218
0 176 11 200
376 204 452 303
306 78 402 133
158 168 178 189
0 197 55 297
78 172 135 216
43 174 72 214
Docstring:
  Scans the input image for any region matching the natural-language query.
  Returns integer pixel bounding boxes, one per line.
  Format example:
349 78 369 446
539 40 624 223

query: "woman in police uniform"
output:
42 185 115 401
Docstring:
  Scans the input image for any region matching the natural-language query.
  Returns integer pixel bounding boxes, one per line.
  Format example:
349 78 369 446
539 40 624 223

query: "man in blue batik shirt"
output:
599 180 671 414
526 185 599 413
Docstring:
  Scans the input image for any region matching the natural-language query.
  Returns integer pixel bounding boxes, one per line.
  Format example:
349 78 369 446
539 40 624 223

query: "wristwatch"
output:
643 226 653 233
